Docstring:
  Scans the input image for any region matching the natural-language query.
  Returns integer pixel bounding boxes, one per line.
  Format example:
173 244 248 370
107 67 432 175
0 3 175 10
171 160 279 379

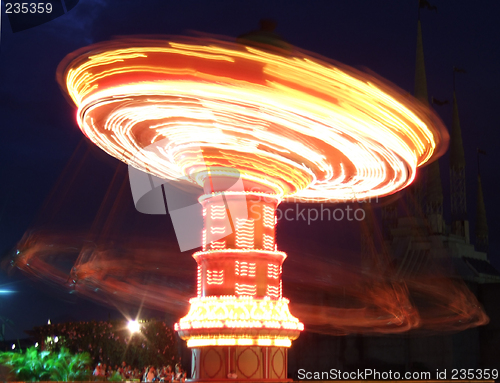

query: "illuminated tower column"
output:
176 181 303 381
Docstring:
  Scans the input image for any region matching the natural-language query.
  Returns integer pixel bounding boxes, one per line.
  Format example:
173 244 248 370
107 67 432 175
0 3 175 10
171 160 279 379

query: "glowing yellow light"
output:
193 249 287 262
274 339 291 347
197 265 202 297
210 240 226 250
236 218 255 248
235 261 256 277
206 270 224 285
263 205 275 228
127 320 140 333
267 285 280 299
210 226 226 235
216 338 236 346
237 339 254 345
267 263 280 279
202 229 206 252
175 296 303 333
210 205 226 220
263 234 274 250
235 283 257 296
186 337 292 348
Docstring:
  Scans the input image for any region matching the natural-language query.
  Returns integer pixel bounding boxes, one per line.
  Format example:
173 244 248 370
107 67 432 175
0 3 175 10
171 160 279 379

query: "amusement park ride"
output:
57 34 446 381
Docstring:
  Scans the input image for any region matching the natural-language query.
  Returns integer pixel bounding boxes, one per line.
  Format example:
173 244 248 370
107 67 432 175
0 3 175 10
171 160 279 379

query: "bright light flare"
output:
127 320 141 333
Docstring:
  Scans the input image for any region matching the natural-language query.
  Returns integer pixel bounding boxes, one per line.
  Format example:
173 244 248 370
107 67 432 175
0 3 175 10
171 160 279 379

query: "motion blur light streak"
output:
10 229 487 335
9 231 193 315
58 37 447 202
284 246 488 335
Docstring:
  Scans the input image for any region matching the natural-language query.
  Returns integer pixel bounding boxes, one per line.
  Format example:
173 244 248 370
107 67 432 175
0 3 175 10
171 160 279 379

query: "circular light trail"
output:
58 37 447 201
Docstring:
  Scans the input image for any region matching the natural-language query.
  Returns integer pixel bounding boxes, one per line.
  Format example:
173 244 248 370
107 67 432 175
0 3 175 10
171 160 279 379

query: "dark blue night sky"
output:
1 0 499 340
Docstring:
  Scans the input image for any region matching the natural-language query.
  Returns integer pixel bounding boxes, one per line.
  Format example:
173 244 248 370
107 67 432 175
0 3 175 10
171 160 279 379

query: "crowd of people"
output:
93 361 187 382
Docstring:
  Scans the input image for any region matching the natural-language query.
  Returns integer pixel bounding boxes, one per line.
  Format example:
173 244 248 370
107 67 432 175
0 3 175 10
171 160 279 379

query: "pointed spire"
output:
237 19 291 53
413 19 443 228
405 20 428 217
450 92 466 168
414 20 428 106
450 92 467 223
426 160 443 212
475 175 488 252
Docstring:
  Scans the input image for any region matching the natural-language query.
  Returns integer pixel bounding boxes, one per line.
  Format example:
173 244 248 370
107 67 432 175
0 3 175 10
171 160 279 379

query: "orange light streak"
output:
268 263 280 279
202 229 206 252
235 218 255 248
192 249 287 262
210 226 226 235
235 283 257 296
207 270 224 285
235 261 256 277
263 234 274 251
59 37 447 202
210 240 226 250
263 205 275 228
197 265 202 297
210 204 226 220
267 285 280 299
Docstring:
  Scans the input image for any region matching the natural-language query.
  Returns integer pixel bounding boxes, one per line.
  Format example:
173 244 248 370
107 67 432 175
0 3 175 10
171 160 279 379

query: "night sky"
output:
1 0 499 341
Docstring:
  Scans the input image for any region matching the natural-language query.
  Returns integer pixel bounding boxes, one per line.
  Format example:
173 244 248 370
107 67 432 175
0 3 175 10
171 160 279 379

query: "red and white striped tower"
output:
175 176 303 381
